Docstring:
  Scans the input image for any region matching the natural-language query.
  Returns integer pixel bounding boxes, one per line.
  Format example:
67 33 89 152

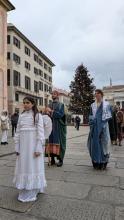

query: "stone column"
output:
0 0 15 113
0 5 7 113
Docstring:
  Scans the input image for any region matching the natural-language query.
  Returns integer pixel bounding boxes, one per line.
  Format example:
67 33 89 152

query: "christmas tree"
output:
69 64 95 123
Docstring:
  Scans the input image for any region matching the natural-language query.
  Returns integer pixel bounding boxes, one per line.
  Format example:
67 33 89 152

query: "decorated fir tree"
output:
69 64 95 124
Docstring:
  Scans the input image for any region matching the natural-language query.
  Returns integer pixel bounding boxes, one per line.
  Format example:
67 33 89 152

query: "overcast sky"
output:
8 0 124 91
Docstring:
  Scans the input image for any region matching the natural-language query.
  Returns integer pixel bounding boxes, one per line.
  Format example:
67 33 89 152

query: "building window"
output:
44 84 48 92
34 54 38 63
25 76 31 90
44 98 47 106
49 76 52 82
39 97 43 106
13 70 21 86
48 67 52 73
39 58 43 66
25 61 31 71
34 81 39 93
39 81 43 91
116 101 120 106
7 52 10 60
34 67 38 75
49 100 52 105
25 46 30 56
13 53 21 64
39 69 43 77
15 93 19 102
13 36 21 49
122 101 124 108
44 62 48 70
49 86 52 93
44 73 47 80
7 69 10 86
7 35 10 44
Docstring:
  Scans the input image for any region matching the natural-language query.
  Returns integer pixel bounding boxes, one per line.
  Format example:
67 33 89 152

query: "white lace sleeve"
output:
35 113 45 153
14 115 21 153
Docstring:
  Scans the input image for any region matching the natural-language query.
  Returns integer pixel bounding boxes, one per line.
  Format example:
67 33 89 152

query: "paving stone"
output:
65 172 119 186
0 166 14 175
0 160 10 166
0 186 34 212
29 196 113 220
115 206 124 220
13 214 47 220
0 208 16 220
0 208 46 220
57 164 124 178
0 154 16 161
89 186 124 205
5 161 15 167
119 177 124 189
75 160 92 166
116 162 124 169
46 180 91 199
45 169 65 181
0 175 14 187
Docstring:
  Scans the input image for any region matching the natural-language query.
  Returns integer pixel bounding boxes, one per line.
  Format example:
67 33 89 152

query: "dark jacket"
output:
11 113 19 125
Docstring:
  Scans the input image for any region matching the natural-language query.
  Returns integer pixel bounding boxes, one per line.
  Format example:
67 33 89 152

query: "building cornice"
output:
7 23 55 67
0 0 15 11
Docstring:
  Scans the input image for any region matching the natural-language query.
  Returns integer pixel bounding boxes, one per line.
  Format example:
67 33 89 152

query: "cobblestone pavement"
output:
0 126 124 220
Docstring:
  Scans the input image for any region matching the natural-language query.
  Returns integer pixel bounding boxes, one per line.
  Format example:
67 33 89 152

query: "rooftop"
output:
53 87 70 96
0 0 15 11
7 23 55 67
103 85 124 91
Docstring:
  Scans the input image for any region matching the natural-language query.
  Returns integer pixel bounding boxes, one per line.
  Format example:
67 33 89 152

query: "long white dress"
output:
0 115 9 143
13 110 47 202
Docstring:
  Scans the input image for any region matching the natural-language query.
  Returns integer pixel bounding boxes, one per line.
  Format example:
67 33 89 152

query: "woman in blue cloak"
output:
87 89 111 170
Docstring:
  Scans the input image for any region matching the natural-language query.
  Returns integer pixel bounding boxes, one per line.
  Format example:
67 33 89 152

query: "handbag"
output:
1 119 9 130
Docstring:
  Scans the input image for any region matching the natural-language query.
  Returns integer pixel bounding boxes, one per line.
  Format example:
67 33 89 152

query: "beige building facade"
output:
0 0 15 113
7 24 55 114
103 85 124 109
53 87 70 107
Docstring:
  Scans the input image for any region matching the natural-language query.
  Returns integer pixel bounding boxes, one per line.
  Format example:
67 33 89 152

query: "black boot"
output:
57 159 63 167
51 157 56 166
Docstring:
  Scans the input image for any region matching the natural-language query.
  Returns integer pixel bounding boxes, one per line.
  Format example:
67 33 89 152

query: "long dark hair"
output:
23 96 39 124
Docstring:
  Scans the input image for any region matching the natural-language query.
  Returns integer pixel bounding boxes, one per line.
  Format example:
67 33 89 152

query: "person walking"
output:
75 116 81 130
87 89 111 170
45 90 67 167
13 96 46 202
0 110 9 145
108 105 118 145
116 107 123 146
11 111 19 137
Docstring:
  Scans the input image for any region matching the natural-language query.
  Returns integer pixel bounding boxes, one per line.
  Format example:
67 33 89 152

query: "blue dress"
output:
87 101 111 169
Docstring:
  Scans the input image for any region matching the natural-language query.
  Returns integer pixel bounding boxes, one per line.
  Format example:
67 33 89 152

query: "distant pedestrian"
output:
13 96 46 202
116 107 123 146
121 108 124 138
75 116 81 130
87 89 111 170
0 110 9 145
108 106 118 145
11 111 19 137
71 117 75 125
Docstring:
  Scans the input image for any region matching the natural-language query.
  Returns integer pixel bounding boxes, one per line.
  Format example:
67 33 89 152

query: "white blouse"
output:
14 110 45 153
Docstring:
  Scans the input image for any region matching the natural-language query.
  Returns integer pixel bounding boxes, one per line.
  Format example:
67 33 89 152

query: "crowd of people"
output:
0 88 124 202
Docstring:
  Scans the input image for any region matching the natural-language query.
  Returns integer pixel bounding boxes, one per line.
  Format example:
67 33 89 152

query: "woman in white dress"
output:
13 97 46 202
0 110 9 145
